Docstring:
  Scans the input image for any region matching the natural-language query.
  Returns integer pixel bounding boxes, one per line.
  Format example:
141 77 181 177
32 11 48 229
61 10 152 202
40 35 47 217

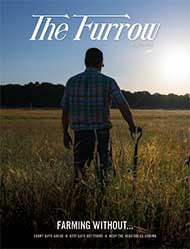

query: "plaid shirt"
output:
60 67 127 131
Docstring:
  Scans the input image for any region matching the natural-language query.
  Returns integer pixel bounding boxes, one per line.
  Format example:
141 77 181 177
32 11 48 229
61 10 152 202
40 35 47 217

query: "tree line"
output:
0 82 189 109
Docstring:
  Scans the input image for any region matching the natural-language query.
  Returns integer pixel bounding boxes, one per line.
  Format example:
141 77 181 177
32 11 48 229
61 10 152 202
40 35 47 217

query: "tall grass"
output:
0 109 190 248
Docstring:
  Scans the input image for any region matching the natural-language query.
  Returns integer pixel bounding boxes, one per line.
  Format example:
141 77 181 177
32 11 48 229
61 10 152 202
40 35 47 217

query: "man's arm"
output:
118 103 136 132
62 109 69 134
110 79 136 132
62 109 72 149
60 81 72 149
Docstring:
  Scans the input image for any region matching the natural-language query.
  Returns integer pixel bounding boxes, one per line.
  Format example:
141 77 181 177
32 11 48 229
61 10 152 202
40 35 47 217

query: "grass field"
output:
0 109 190 248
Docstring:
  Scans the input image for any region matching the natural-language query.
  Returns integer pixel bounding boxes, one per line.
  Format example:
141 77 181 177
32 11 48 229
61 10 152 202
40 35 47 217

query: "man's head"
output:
85 48 104 71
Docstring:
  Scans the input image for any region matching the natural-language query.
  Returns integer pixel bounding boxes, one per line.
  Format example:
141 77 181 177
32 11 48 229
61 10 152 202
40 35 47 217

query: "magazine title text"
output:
30 14 161 41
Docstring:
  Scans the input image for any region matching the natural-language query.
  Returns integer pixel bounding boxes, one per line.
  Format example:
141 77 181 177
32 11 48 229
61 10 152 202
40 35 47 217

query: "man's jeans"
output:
73 128 110 178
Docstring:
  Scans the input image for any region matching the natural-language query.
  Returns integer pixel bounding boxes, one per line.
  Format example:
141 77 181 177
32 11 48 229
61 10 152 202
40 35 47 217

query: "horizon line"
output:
0 82 189 96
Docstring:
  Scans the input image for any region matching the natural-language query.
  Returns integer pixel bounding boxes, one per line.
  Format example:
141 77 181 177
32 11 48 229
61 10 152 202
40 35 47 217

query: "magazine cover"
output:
0 0 190 248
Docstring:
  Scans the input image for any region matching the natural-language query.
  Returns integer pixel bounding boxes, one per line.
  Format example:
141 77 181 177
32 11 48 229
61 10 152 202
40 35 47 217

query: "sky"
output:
0 0 190 95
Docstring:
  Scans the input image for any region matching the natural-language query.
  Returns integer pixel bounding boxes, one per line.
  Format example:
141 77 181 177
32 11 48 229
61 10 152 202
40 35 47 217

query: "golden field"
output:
0 109 190 248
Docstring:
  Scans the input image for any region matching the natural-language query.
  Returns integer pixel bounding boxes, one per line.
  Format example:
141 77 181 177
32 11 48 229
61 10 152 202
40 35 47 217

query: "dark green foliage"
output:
0 82 189 109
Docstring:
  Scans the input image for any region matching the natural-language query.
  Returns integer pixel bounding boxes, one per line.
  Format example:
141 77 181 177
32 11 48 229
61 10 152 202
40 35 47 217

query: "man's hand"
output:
63 132 73 149
129 125 136 134
129 126 142 134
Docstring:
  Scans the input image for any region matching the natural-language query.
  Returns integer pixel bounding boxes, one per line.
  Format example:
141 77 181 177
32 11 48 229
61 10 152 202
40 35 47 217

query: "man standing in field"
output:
61 48 136 179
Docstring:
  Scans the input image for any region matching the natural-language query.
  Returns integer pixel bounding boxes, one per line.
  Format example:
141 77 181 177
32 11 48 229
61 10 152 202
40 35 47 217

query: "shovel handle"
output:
130 127 143 142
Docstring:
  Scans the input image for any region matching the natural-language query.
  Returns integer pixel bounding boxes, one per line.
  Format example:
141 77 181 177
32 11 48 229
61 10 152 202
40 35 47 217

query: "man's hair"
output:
85 48 103 68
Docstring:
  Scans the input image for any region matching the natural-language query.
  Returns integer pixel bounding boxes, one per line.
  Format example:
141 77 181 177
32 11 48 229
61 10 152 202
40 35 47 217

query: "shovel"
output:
130 127 143 181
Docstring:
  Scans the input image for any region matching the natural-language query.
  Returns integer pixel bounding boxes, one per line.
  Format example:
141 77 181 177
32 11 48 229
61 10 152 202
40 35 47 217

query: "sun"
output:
160 49 190 83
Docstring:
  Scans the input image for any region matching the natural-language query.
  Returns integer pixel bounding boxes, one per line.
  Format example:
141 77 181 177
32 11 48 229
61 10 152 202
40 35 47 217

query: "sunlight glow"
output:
160 49 190 83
